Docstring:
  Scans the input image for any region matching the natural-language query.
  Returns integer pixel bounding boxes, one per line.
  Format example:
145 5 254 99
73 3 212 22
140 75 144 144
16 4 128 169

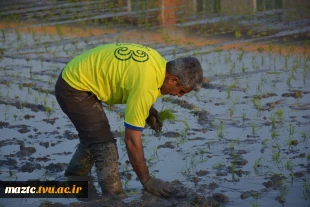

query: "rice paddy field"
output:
0 0 309 206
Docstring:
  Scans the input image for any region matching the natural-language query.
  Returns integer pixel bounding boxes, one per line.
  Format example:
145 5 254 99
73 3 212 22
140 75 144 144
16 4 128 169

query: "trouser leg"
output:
89 140 123 194
65 142 95 176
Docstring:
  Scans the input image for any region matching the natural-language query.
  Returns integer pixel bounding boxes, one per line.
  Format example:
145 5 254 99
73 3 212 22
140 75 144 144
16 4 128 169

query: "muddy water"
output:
0 1 310 207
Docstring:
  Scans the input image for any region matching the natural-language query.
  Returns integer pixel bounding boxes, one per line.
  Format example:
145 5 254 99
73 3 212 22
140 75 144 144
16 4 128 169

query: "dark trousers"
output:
54 72 115 146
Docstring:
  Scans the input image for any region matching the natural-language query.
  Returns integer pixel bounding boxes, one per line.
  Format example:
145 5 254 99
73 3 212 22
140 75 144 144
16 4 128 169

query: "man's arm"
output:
124 127 175 197
124 128 150 183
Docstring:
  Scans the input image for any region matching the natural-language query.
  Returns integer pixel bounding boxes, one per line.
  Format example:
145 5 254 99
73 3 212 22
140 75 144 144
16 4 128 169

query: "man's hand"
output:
142 177 175 198
146 106 163 133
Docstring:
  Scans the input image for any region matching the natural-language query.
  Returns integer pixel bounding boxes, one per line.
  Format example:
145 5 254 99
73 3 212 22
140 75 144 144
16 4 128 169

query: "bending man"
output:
54 43 203 198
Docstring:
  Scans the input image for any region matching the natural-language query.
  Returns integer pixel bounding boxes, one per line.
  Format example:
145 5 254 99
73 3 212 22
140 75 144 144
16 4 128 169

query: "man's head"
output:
160 56 203 97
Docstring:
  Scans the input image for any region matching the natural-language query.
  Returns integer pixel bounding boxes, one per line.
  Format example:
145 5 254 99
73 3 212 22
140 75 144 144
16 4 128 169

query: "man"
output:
55 43 203 198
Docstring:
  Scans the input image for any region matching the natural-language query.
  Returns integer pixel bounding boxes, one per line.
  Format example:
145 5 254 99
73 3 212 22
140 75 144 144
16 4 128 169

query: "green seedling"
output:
268 44 273 52
237 50 245 62
15 29 21 41
212 161 225 170
251 124 256 135
147 154 156 165
227 90 231 99
241 63 247 73
277 184 288 204
217 121 224 139
199 149 208 163
234 30 241 38
252 98 262 110
275 108 284 121
45 107 53 119
158 109 176 122
284 159 294 172
253 157 263 173
229 61 236 74
256 83 262 93
304 182 310 199
229 142 234 150
231 162 236 177
261 56 264 66
183 118 190 131
301 132 308 143
272 143 282 167
242 111 247 123
288 123 295 136
262 138 270 148
271 130 280 139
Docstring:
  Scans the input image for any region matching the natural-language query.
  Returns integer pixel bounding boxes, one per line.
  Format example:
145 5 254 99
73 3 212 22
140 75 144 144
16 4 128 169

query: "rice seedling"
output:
45 107 53 120
146 153 156 165
183 118 190 131
275 108 284 121
261 56 264 66
271 142 282 166
4 104 11 120
227 90 231 99
241 63 247 73
158 108 176 123
212 161 225 170
256 82 262 93
181 160 191 175
231 162 236 180
199 149 208 163
229 142 234 150
229 60 236 74
234 30 241 38
122 178 130 190
253 157 263 174
288 123 295 137
189 154 199 171
251 124 256 135
277 183 288 204
284 159 294 172
262 138 270 148
303 181 310 199
301 132 308 143
250 199 259 207
217 120 224 139
238 50 245 62
242 111 247 123
271 130 280 139
15 29 21 41
252 98 262 110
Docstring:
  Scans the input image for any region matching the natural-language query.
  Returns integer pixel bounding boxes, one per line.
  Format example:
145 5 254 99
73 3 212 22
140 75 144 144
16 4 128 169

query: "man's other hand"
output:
146 106 163 133
142 177 175 198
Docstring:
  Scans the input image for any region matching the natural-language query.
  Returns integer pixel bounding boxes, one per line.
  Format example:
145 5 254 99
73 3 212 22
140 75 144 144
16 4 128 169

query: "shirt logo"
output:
114 45 149 62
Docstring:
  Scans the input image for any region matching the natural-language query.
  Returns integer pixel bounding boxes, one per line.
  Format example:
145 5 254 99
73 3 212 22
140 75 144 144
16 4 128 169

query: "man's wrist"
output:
140 175 151 186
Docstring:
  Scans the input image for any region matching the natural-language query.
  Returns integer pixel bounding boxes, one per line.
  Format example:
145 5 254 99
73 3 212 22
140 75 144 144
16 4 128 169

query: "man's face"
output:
160 76 192 98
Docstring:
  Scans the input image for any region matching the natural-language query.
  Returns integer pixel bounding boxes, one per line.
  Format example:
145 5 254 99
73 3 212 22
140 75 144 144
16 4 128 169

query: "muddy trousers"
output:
54 72 123 194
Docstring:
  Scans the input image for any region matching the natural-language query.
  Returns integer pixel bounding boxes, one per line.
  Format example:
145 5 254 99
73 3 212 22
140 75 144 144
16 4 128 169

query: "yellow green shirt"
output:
62 43 166 131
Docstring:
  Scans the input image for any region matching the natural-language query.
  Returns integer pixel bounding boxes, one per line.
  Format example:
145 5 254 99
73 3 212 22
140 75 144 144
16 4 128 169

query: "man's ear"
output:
168 75 178 84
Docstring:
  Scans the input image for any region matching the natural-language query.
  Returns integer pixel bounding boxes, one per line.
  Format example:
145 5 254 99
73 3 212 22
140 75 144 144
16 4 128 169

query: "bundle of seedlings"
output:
158 108 176 122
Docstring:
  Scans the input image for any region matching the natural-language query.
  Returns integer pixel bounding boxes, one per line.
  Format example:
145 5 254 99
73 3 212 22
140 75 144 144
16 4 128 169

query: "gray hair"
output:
166 56 203 91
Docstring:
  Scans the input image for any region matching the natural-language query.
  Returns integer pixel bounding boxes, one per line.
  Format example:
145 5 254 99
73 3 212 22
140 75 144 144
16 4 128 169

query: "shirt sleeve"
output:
124 88 157 131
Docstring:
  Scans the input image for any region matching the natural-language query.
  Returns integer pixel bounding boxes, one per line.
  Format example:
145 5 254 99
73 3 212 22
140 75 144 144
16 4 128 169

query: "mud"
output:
16 144 36 157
